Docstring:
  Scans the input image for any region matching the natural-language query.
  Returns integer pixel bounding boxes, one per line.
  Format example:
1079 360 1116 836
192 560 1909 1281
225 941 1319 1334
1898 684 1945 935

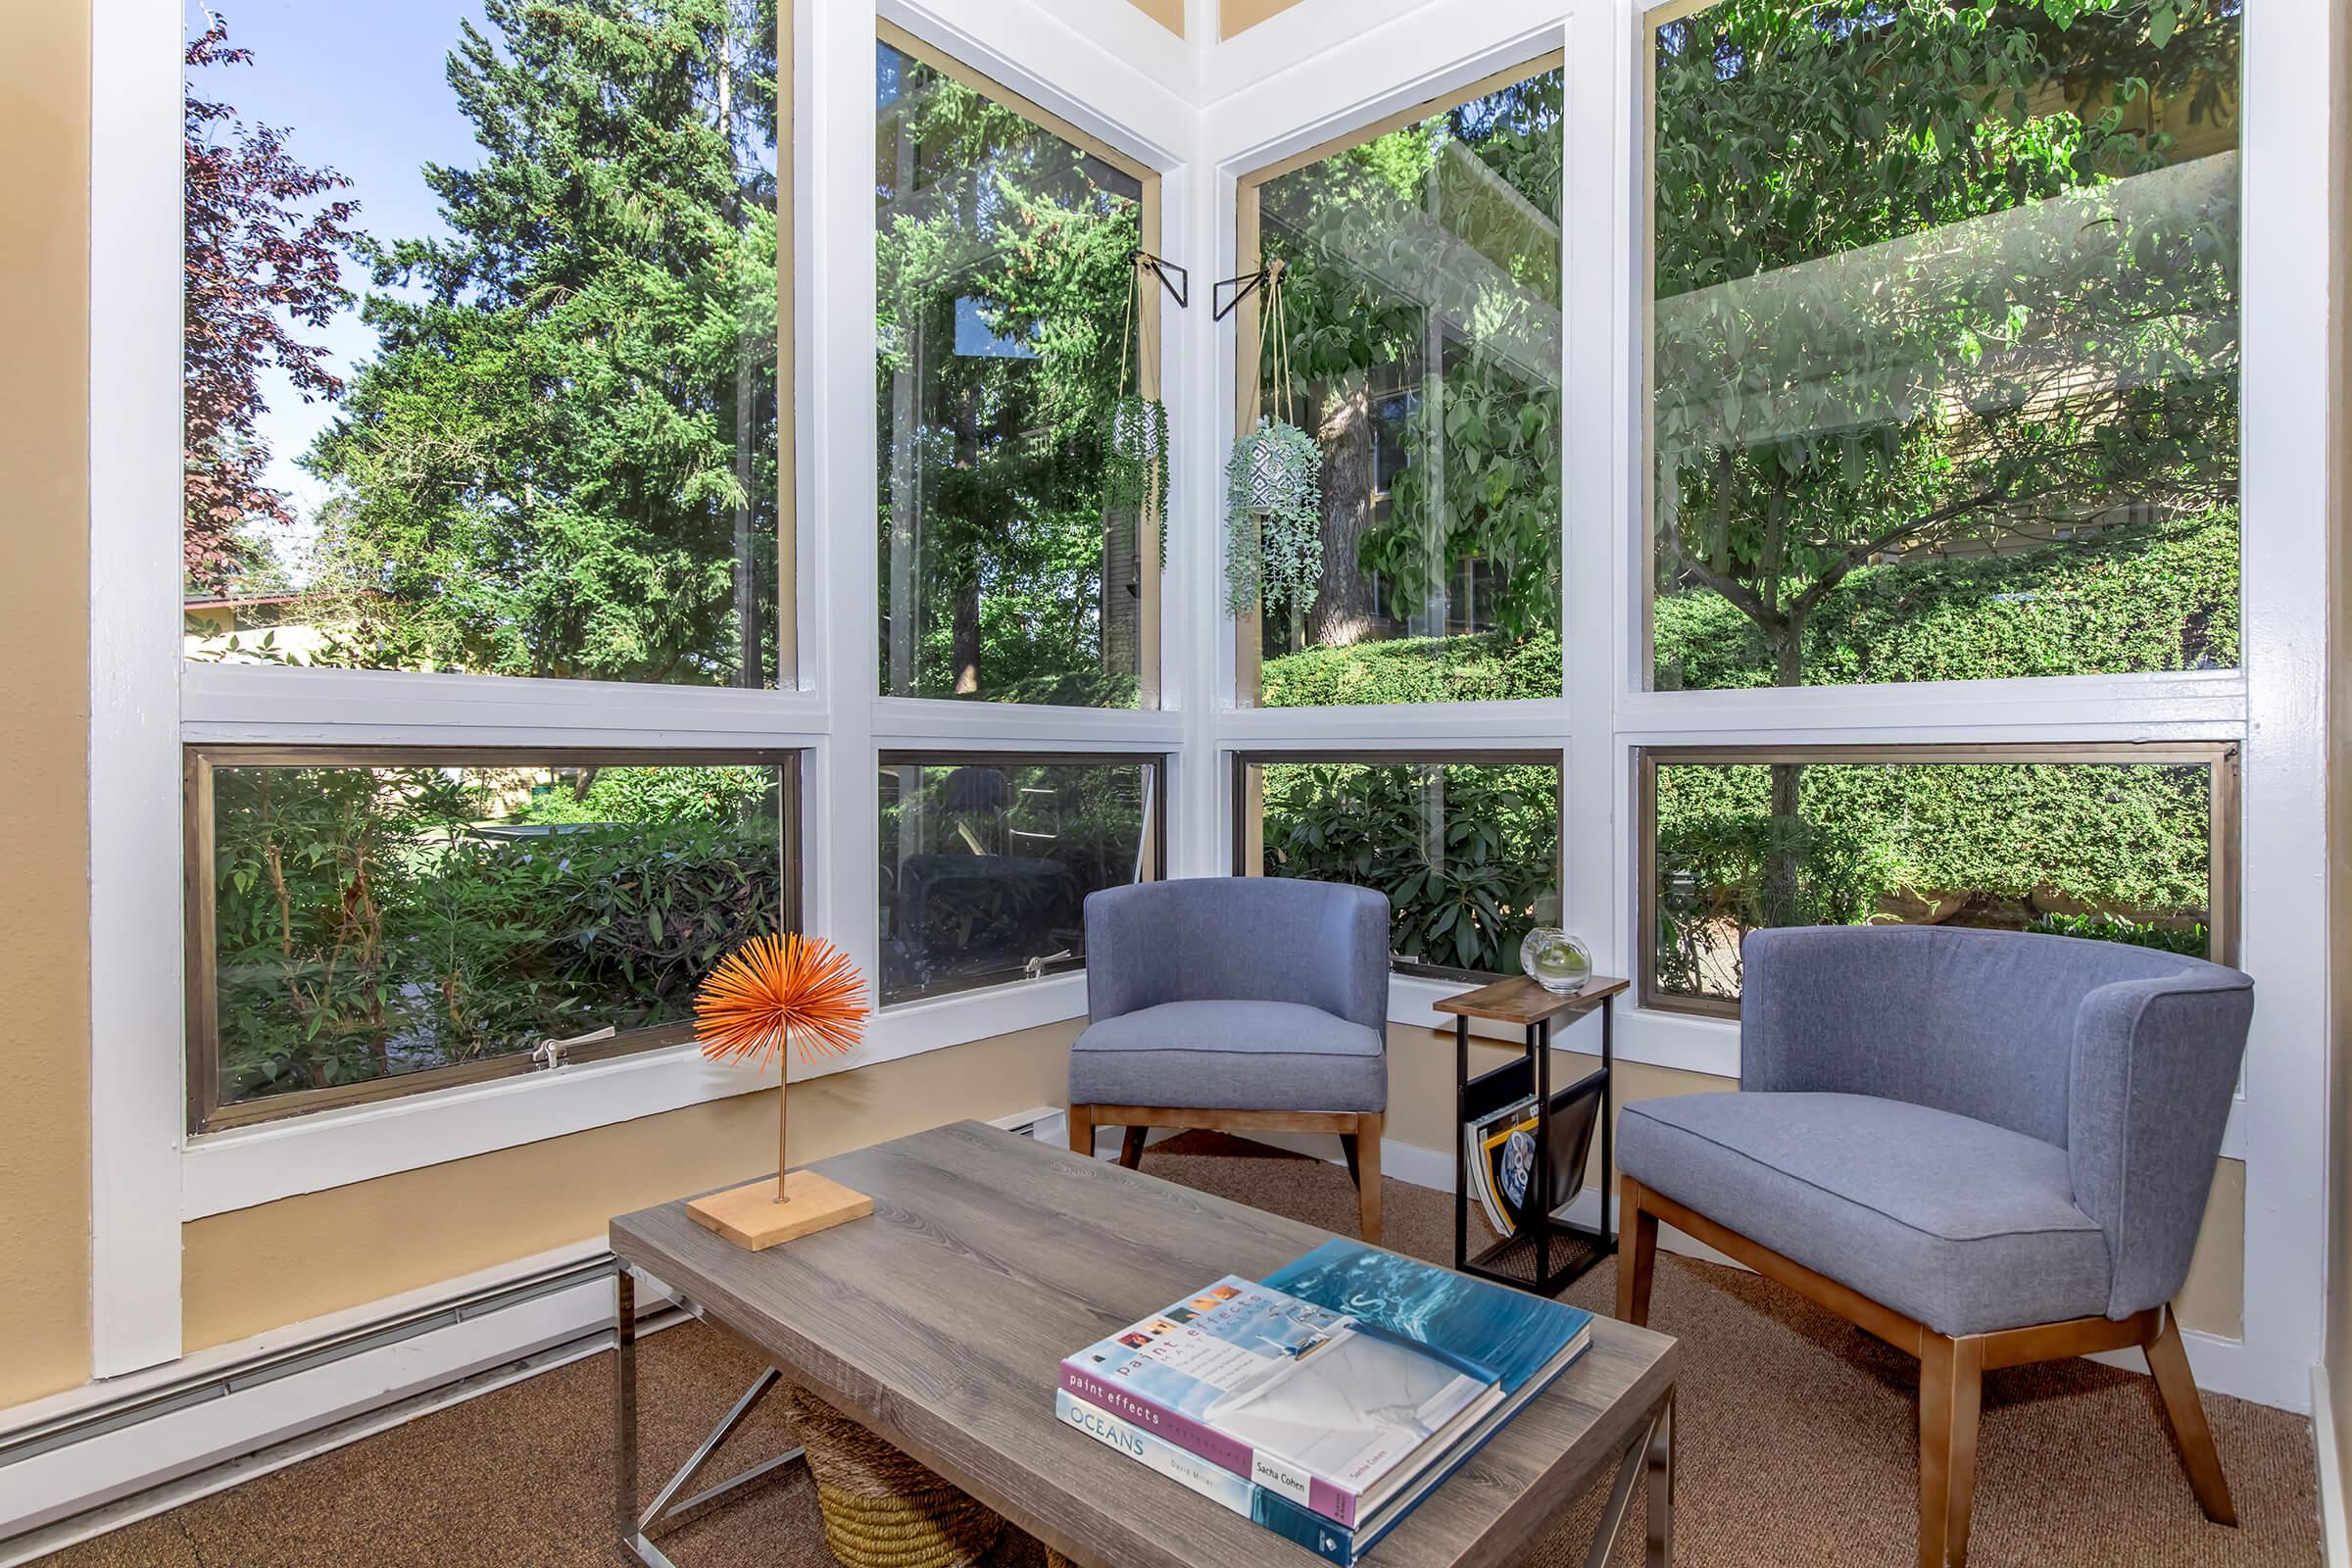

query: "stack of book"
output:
1054 1238 1592 1564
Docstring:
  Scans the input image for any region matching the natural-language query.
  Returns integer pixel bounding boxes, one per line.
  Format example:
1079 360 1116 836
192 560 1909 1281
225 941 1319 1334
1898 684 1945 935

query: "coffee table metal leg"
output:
614 1268 806 1568
1646 1390 1675 1568
1585 1394 1675 1568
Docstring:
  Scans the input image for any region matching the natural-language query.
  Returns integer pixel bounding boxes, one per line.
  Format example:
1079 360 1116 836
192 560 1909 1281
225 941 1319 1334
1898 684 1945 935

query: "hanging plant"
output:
1104 392 1168 569
1225 416 1322 617
1104 256 1170 569
1223 258 1321 619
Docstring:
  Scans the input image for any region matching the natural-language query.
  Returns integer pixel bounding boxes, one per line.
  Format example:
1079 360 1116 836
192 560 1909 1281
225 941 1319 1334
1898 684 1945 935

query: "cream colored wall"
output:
0 0 95 1412
1382 1022 2246 1338
183 1020 1080 1351
1220 0 1305 39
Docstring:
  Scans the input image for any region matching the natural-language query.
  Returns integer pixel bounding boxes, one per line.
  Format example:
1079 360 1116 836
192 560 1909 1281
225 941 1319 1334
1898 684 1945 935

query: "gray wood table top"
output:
610 1120 1679 1568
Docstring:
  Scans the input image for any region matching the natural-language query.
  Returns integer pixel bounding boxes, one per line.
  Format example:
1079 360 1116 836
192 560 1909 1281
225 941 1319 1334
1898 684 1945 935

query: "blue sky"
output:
187 1 482 548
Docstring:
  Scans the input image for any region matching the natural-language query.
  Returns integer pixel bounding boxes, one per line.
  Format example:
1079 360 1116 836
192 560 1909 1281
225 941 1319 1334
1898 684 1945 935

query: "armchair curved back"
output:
1083 878 1390 1034
1740 924 2253 1316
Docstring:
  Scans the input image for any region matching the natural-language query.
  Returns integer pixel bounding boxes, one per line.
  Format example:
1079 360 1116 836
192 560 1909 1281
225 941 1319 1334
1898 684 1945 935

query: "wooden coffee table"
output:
610 1120 1679 1568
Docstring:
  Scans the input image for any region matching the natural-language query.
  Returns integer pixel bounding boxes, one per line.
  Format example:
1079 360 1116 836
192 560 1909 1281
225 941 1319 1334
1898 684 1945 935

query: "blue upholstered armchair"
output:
1616 925 2254 1568
1066 878 1391 1241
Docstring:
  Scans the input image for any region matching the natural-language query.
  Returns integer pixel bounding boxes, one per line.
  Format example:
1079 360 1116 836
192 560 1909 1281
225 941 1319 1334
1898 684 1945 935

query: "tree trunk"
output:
953 590 981 695
1308 371 1378 647
1761 618 1806 930
719 32 761 690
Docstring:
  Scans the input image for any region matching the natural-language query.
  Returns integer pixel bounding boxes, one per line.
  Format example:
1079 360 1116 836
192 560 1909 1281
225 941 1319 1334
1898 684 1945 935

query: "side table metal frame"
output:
1451 989 1618 1296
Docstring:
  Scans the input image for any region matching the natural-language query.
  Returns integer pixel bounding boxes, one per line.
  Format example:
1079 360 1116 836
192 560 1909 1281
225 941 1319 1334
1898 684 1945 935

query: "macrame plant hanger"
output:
1224 258 1321 622
1109 256 1169 570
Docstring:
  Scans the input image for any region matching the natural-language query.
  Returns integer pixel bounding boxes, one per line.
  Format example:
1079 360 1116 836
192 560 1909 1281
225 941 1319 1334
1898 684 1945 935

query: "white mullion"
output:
88 0 187 1378
808 0 884 1053
871 697 1186 752
181 662 829 748
1564 0 1627 986
2230 0 2335 1407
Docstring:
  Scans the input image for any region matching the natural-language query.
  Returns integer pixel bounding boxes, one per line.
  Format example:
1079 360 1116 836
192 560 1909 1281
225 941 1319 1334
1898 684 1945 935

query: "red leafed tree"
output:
182 18 360 592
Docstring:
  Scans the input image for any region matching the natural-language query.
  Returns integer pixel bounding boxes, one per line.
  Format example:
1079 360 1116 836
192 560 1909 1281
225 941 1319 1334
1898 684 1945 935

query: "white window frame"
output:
88 0 1201 1375
89 0 2335 1417
1195 0 2331 1414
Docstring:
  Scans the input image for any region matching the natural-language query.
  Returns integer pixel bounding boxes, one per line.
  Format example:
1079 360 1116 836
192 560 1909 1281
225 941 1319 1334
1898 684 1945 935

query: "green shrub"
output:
1254 515 2235 992
1654 510 2239 691
1259 760 1559 974
210 766 782 1105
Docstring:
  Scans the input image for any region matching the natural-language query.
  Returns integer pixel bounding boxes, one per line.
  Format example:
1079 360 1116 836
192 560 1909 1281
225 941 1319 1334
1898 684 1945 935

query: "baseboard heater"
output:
0 1251 685 1564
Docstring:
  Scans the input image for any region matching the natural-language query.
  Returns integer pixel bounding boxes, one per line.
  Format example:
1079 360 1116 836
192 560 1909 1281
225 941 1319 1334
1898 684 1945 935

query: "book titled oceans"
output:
1057 1240 1592 1562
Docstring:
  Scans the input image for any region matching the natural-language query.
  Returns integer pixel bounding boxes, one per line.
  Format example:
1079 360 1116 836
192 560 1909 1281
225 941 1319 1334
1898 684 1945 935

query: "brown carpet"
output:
39 1132 2320 1567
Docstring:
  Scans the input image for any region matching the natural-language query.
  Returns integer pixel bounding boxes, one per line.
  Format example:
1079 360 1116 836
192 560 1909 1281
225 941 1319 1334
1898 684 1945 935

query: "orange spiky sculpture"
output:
687 934 874 1250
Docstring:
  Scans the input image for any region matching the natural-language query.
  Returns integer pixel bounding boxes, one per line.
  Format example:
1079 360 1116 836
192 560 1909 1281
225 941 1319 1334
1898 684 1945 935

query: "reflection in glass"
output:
1649 759 2215 1006
1250 65 1564 709
874 39 1149 709
1650 0 2241 692
205 760 788 1115
1250 759 1561 976
878 758 1156 1004
183 3 782 686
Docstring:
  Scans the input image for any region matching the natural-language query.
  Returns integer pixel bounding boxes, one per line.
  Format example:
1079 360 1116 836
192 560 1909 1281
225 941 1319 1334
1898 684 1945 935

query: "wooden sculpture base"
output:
688 1169 873 1250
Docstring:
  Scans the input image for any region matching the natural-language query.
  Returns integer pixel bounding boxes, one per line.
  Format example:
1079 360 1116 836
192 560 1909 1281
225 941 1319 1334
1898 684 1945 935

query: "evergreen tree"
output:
310 0 780 685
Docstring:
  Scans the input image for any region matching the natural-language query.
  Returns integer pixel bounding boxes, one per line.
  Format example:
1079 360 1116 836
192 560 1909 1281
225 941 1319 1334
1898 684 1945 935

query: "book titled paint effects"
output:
1056 1240 1592 1563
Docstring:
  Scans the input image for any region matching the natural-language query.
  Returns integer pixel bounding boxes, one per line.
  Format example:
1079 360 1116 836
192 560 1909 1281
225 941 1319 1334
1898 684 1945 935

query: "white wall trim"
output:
0 1244 675 1557
2319 1365 2351 1567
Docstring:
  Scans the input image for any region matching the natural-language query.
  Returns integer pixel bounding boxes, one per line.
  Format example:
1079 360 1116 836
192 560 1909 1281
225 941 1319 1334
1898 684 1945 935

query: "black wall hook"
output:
1133 250 1189 310
1211 267 1269 323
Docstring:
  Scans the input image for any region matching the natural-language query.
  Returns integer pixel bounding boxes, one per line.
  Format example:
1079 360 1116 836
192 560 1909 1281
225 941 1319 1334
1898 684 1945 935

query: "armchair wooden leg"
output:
1918 1333 1984 1568
1617 1175 1659 1327
1118 1126 1148 1170
1346 1113 1383 1245
2144 1306 2236 1526
1067 1104 1095 1158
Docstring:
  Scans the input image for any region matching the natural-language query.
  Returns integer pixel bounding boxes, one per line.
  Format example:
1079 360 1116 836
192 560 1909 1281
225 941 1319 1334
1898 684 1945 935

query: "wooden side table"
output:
1435 974 1629 1297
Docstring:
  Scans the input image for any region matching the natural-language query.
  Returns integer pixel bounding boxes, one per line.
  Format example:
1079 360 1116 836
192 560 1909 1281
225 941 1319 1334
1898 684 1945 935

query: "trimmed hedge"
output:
1254 514 2237 988
1654 511 2239 691
1261 511 2238 704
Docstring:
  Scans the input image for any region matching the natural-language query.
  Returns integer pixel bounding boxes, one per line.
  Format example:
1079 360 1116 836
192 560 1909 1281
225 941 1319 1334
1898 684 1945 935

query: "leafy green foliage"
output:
209 764 782 1106
875 44 1143 706
1255 68 1564 672
304 0 780 687
1651 0 2240 687
1259 761 1559 975
1654 509 2239 689
1651 758 2213 1000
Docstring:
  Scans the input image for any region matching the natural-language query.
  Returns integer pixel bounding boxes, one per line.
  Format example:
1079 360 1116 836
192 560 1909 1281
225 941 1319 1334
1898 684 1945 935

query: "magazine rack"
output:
1435 975 1628 1297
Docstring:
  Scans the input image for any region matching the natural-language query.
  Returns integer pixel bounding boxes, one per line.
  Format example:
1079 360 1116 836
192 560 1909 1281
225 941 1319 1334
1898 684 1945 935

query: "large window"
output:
1235 753 1563 979
1646 0 2241 692
187 752 799 1131
1639 745 2236 1015
875 28 1160 709
181 3 786 686
878 755 1163 1005
1237 58 1564 709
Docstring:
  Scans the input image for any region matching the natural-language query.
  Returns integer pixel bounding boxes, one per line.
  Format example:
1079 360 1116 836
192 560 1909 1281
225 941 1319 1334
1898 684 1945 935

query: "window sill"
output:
181 972 1094 1217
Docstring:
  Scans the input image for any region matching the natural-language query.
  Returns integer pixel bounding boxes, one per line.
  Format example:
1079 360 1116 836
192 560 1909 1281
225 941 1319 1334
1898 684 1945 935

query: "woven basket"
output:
788 1386 1004 1568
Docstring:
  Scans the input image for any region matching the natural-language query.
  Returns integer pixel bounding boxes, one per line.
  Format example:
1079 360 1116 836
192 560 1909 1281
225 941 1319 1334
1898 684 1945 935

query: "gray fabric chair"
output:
1067 878 1390 1241
1615 925 2253 1568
